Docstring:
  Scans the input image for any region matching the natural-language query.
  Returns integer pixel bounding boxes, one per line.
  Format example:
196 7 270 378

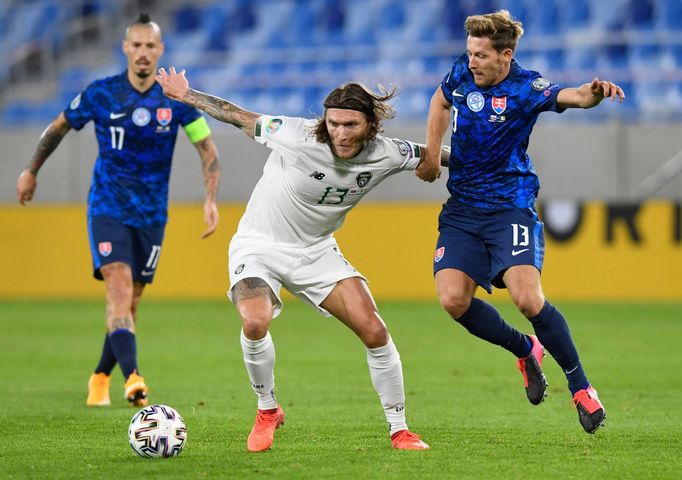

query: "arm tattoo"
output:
111 316 134 331
196 138 220 201
29 122 69 173
184 89 259 137
232 277 278 304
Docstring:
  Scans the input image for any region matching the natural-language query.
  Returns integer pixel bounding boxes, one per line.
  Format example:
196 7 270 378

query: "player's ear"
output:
158 41 165 56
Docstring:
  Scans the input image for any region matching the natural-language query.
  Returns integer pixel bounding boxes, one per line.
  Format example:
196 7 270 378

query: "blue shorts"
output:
433 199 545 293
87 216 165 284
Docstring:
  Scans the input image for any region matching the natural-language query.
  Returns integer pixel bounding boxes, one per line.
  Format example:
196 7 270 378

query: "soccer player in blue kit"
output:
416 10 624 434
16 15 220 407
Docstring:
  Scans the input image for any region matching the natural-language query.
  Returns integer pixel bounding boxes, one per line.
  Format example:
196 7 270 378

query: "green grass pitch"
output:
1 300 681 479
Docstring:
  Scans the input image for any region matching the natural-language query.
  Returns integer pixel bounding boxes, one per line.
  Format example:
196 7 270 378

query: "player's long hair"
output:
465 10 524 52
312 83 397 144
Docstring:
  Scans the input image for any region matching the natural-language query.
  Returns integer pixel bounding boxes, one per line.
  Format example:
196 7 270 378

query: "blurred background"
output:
0 0 681 301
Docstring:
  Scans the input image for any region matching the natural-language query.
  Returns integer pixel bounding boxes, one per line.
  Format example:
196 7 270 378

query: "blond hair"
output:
465 10 524 53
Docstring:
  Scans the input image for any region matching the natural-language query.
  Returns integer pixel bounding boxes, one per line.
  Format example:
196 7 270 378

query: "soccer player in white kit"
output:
157 67 443 452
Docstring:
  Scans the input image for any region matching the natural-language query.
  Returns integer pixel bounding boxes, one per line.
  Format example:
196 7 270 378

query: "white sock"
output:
366 336 407 436
240 329 278 410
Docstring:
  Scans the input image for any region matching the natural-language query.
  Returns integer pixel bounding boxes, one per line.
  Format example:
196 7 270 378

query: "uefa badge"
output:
434 246 445 263
98 242 112 257
156 108 172 126
265 118 283 134
492 97 507 115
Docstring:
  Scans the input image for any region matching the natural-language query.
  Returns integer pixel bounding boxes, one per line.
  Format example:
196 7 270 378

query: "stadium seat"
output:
2 0 682 125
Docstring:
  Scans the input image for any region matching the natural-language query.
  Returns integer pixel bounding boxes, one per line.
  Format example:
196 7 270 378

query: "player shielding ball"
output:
15 15 221 408
156 67 446 451
416 10 624 434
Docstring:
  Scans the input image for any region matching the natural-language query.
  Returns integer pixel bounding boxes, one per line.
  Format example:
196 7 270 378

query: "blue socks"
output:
108 329 138 379
456 298 533 358
94 332 117 375
528 301 590 395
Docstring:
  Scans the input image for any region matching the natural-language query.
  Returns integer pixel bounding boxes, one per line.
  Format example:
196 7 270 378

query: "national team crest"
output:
98 242 112 257
434 246 445 263
156 108 172 126
356 172 372 188
492 97 507 115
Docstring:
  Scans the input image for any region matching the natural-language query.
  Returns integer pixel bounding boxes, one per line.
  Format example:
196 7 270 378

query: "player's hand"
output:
156 67 190 101
415 154 441 183
16 169 37 205
590 78 625 103
201 200 219 239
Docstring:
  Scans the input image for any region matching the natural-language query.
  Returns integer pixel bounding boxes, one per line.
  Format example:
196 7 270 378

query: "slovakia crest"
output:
156 108 172 126
434 246 445 263
492 97 507 115
98 242 112 257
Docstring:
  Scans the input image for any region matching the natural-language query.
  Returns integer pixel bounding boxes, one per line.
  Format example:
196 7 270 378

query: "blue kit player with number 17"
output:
16 14 221 408
416 10 624 434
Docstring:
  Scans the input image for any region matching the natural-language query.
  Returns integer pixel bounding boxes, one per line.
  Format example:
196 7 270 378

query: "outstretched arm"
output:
156 67 260 138
557 78 625 109
16 112 71 205
416 87 451 182
192 135 220 239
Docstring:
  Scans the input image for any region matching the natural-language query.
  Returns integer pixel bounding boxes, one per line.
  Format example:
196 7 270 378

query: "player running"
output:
16 15 220 408
157 67 442 451
416 10 624 434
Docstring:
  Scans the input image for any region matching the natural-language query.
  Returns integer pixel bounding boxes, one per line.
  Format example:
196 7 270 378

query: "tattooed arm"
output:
16 112 72 205
156 67 261 139
193 135 221 238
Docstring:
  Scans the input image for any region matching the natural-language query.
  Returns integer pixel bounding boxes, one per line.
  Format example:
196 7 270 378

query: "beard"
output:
135 69 151 79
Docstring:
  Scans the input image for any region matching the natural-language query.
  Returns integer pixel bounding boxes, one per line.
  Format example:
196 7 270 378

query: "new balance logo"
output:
512 248 529 256
309 171 325 180
110 112 126 119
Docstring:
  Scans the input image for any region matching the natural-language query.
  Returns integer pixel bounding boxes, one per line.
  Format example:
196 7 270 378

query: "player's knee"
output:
439 293 471 320
360 320 389 349
513 293 544 318
241 314 272 340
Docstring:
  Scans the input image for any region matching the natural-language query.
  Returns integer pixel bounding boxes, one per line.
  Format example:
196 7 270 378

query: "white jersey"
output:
233 115 422 247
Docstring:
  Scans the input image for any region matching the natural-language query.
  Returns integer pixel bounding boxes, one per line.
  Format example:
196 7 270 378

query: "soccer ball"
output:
128 404 187 458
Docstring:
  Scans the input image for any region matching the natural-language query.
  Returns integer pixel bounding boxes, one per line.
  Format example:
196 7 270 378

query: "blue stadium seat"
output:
628 0 655 31
655 0 682 30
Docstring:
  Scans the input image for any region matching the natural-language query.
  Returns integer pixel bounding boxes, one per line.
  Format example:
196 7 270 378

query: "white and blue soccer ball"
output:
128 404 187 458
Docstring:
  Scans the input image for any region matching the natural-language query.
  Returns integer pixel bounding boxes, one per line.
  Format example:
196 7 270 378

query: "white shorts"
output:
227 237 366 318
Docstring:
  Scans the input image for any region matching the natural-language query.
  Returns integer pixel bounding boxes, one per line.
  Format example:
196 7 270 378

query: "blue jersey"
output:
64 71 203 228
441 55 565 210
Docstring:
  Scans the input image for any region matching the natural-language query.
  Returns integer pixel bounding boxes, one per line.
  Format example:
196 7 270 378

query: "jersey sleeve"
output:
62 82 96 130
388 138 422 170
526 76 566 114
254 115 308 154
440 54 468 105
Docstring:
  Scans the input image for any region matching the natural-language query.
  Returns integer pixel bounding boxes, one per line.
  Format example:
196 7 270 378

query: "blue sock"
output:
108 329 139 379
456 298 533 358
528 301 590 395
94 332 117 375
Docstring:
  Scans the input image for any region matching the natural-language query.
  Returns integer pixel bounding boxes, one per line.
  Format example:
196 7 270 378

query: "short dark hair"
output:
313 83 397 144
465 10 524 53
